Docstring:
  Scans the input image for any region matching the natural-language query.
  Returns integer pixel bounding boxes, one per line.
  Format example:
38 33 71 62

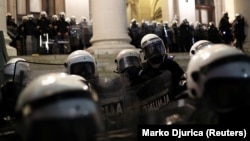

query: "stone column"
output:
87 0 134 54
233 0 250 50
0 0 17 56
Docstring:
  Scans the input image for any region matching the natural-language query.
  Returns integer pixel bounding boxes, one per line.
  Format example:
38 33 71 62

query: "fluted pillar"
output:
87 0 134 54
0 0 17 56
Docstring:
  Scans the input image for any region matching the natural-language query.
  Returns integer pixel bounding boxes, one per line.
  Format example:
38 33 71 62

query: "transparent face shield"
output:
117 56 141 73
70 62 96 79
142 40 165 60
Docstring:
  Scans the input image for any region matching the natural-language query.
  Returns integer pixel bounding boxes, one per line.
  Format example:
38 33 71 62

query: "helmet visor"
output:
142 40 165 60
70 62 95 79
118 56 141 73
204 78 250 113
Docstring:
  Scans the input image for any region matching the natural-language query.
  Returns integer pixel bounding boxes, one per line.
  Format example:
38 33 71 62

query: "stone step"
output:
12 52 190 77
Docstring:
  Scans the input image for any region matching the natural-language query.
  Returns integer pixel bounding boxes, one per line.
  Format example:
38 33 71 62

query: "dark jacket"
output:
142 55 185 100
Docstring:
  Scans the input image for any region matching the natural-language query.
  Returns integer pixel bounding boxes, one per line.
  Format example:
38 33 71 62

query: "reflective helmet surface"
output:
65 50 97 79
115 49 142 73
51 15 58 21
27 14 34 20
40 11 47 18
186 44 250 112
22 16 28 22
140 33 166 60
59 11 65 19
189 40 213 57
70 16 76 21
3 58 30 83
16 72 105 141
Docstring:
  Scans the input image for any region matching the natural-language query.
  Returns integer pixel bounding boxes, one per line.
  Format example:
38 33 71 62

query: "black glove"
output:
124 66 143 80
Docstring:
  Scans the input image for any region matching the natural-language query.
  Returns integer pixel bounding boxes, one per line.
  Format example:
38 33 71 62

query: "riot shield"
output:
13 61 65 86
0 61 64 139
92 70 173 133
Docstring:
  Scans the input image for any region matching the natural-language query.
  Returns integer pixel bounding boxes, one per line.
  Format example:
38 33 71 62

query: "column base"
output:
87 42 137 55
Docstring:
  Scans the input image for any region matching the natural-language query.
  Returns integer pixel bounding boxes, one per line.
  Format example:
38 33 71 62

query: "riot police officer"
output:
17 16 28 55
232 13 246 50
0 58 30 119
64 50 98 80
24 14 38 55
128 19 141 48
6 12 18 48
206 22 221 43
69 16 81 52
218 12 233 44
79 17 91 49
140 33 185 100
114 49 144 87
179 19 193 52
48 15 58 54
15 72 108 141
186 44 250 124
36 11 51 54
55 12 70 54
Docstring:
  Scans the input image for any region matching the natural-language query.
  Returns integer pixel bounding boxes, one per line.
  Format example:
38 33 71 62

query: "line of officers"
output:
128 12 246 52
6 11 92 56
1 33 250 141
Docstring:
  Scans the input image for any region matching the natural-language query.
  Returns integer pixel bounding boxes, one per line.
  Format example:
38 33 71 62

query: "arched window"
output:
195 0 215 26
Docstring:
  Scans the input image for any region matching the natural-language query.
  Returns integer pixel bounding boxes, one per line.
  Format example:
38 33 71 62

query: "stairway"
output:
14 52 190 78
14 40 250 78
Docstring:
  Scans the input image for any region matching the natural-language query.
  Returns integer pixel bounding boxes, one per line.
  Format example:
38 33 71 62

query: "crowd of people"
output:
6 11 92 56
128 12 246 52
7 11 247 57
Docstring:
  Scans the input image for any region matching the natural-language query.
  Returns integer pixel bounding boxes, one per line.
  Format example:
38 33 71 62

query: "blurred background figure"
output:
193 21 207 43
15 73 108 141
206 22 221 43
232 13 246 51
36 11 50 54
6 12 18 49
48 14 58 54
69 16 81 53
128 18 141 48
55 12 70 54
24 14 38 55
162 21 174 53
218 12 233 45
179 19 193 52
79 17 91 49
17 15 28 55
